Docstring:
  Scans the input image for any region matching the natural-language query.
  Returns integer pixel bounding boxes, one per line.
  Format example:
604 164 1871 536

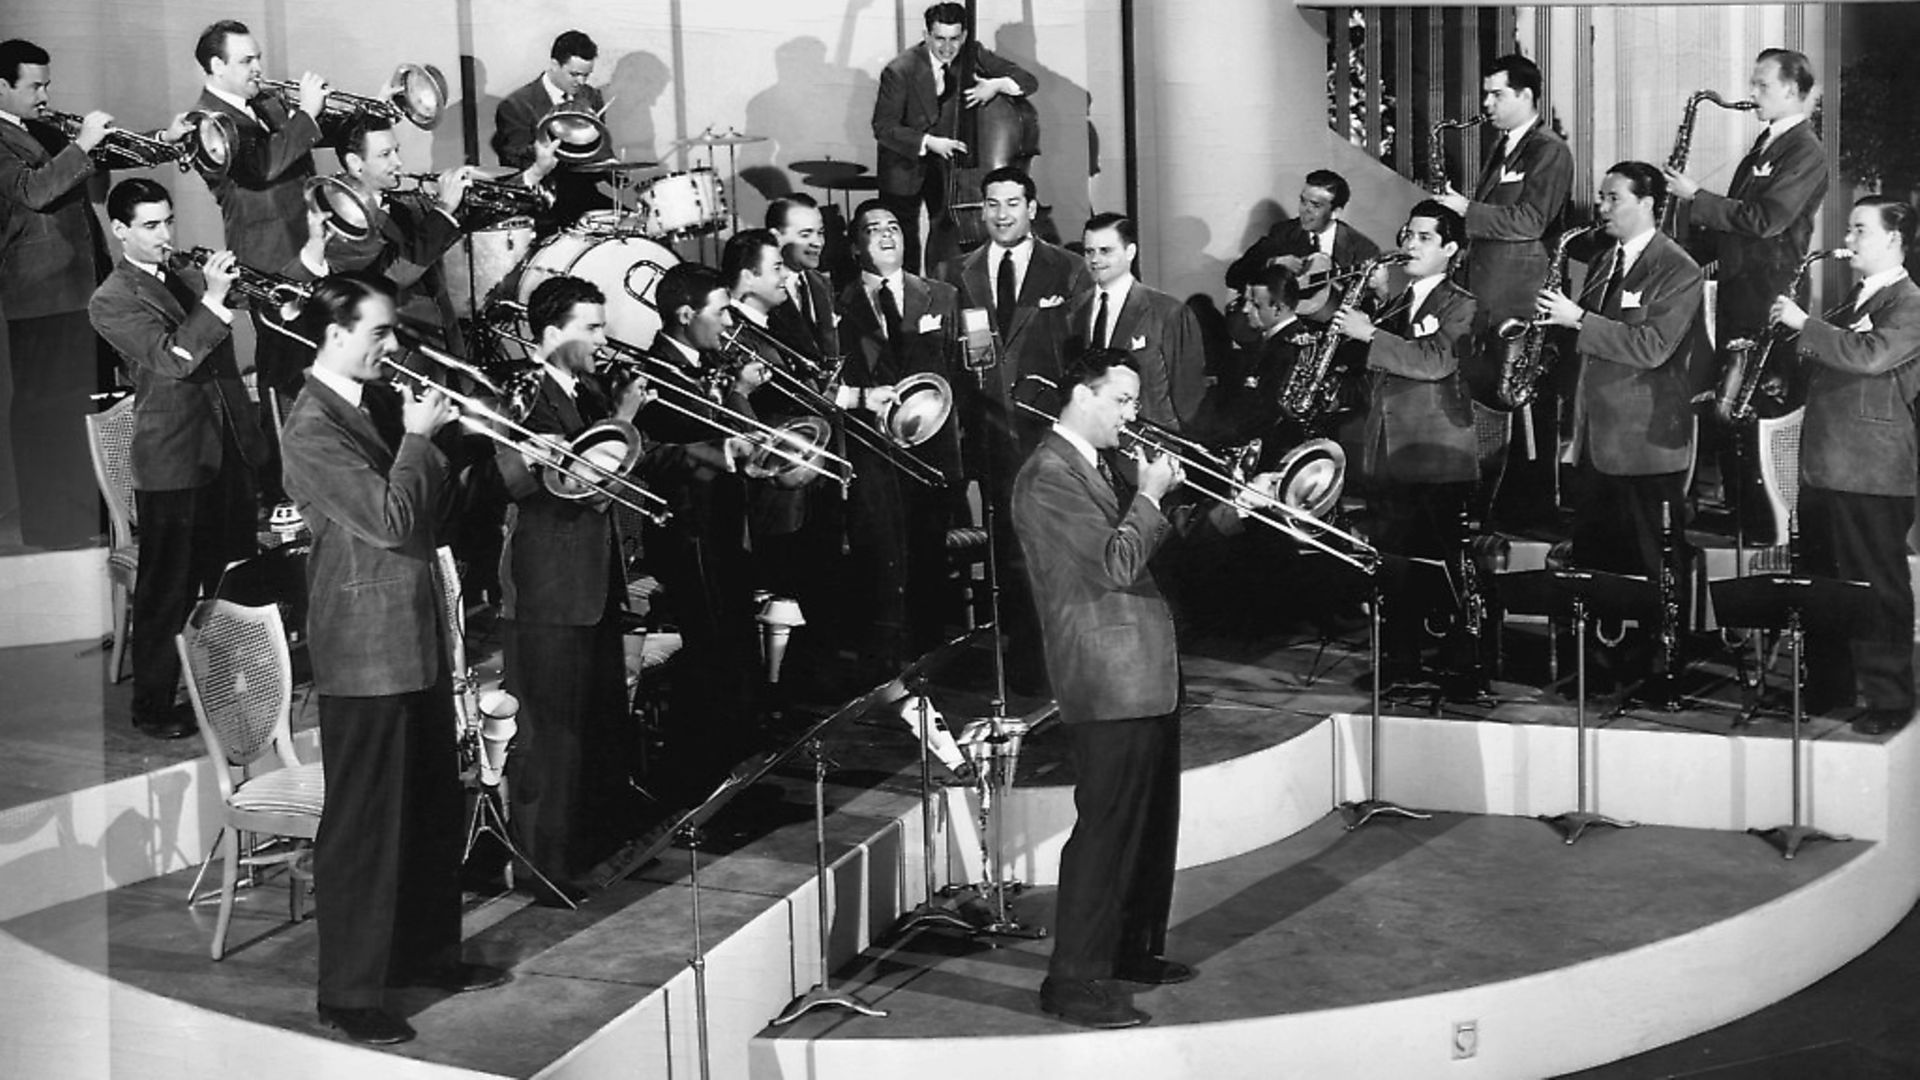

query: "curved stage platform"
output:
2 631 1917 1079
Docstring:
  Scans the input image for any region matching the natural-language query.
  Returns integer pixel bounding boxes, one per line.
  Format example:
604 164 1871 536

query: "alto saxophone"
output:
1494 224 1598 410
1714 248 1850 424
1662 90 1758 233
1279 252 1404 423
1428 115 1489 195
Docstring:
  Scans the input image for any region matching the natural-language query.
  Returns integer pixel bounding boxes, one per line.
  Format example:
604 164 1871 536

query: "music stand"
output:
1500 567 1657 844
1711 574 1872 859
1339 552 1435 829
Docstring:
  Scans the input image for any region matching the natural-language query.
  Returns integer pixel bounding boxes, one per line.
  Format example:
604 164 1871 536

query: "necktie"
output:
159 268 199 314
1091 291 1111 349
1387 289 1414 336
1747 128 1771 164
877 279 903 347
1836 281 1865 324
995 250 1017 333
935 62 952 101
795 277 815 335
1096 452 1123 500
1602 248 1627 313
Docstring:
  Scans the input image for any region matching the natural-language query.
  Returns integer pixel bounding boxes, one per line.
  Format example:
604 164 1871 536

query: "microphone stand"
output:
890 685 980 938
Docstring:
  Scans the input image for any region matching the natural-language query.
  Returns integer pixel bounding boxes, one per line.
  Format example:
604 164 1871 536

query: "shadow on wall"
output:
994 22 1093 244
736 34 880 228
432 57 499 169
604 50 674 169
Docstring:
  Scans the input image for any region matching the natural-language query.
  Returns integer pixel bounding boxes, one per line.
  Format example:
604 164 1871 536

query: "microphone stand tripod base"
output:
464 779 579 910
1539 809 1637 846
771 983 888 1026
1338 797 1432 831
893 895 979 937
1749 823 1850 861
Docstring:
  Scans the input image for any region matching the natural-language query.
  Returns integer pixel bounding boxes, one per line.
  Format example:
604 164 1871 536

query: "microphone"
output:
960 307 1000 372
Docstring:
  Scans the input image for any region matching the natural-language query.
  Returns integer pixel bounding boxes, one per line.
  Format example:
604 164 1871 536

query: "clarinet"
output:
1655 500 1682 707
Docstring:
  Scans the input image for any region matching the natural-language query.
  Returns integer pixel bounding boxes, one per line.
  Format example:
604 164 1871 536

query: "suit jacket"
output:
838 272 964 483
872 41 1037 199
280 374 451 697
1687 122 1828 338
1224 218 1381 292
767 268 840 364
0 118 104 318
324 188 464 352
1362 279 1479 483
1464 122 1574 323
1066 281 1207 431
634 338 750 550
193 88 323 273
1213 320 1316 447
492 77 606 225
1568 231 1704 476
1798 275 1920 497
88 259 265 490
1012 430 1178 723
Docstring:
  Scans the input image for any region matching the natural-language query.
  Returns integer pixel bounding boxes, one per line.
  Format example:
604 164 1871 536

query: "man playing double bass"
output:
872 2 1036 273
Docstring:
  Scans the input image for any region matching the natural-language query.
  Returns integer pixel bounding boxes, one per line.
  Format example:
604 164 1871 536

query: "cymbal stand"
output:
772 738 888 1024
680 825 716 1079
891 688 978 938
1540 594 1638 844
1339 575 1433 829
1749 605 1850 859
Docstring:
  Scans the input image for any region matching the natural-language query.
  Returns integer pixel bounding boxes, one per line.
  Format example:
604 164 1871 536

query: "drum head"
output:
518 233 679 349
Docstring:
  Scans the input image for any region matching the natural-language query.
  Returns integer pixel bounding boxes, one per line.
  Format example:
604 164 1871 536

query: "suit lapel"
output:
1111 287 1148 351
1053 435 1120 517
1007 243 1060 344
309 376 394 467
0 121 49 165
912 45 941 120
127 262 189 325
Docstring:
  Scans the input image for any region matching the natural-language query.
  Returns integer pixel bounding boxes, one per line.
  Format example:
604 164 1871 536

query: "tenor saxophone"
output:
1714 248 1850 424
1278 252 1403 423
1662 90 1758 233
1494 224 1598 409
1428 115 1489 195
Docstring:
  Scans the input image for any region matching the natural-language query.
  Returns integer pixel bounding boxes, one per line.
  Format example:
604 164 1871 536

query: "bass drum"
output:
517 233 679 349
444 216 535 316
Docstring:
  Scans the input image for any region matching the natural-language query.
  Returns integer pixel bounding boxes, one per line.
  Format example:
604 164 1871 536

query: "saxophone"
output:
1494 224 1598 410
1278 252 1404 423
1428 115 1489 194
1662 90 1758 233
1714 248 1850 424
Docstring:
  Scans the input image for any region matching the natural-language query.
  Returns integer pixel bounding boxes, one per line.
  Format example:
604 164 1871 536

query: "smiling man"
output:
1069 212 1206 433
1224 169 1382 322
766 193 839 363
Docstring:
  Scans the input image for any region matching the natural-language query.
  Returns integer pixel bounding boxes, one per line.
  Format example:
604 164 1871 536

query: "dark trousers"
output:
1571 465 1691 678
314 681 463 1008
502 615 640 880
649 531 760 795
1372 479 1470 668
1801 486 1916 713
1048 712 1181 981
130 443 256 719
9 312 101 547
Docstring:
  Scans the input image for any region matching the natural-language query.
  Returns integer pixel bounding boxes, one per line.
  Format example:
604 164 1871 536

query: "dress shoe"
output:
1038 976 1149 1029
393 961 512 994
1852 708 1911 737
317 1004 416 1045
133 706 197 740
1114 956 1198 985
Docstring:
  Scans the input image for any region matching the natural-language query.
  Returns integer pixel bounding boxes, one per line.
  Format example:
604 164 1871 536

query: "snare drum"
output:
518 232 679 348
638 167 727 239
571 208 647 237
445 216 534 314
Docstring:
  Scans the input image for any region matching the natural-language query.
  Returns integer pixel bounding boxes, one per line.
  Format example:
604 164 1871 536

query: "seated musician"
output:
493 29 611 229
1770 196 1920 735
1226 169 1382 325
1216 264 1318 451
1330 200 1478 686
836 199 966 674
1535 162 1703 700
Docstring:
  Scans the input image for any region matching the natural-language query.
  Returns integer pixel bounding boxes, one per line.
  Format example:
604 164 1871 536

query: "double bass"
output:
922 2 1041 269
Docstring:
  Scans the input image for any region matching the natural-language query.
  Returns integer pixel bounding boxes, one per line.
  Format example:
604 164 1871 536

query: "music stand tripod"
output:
1500 567 1657 844
772 737 889 1024
1711 573 1872 859
1339 553 1435 830
891 686 980 938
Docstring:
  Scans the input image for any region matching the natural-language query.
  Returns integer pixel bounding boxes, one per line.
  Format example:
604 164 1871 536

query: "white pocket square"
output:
1499 169 1527 184
1129 334 1148 351
1412 314 1440 339
1620 290 1644 310
1037 295 1065 309
1852 315 1875 333
917 313 943 333
1751 162 1774 179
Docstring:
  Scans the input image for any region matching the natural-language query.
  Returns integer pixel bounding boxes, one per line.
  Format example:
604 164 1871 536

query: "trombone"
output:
1013 376 1378 573
50 109 237 179
262 62 449 132
254 313 670 522
483 300 853 488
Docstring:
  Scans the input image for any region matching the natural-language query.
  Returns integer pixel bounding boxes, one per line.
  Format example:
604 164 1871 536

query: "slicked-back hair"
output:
924 3 968 30
297 271 397 349
980 165 1036 203
194 20 249 74
765 192 820 232
850 197 898 242
0 39 50 85
656 263 727 333
1408 198 1466 248
1857 195 1917 253
527 275 606 339
552 30 598 65
1605 161 1668 217
1758 48 1816 98
107 177 170 225
721 229 780 290
1303 169 1351 210
1485 53 1543 105
1254 265 1301 310
1062 346 1138 391
335 112 396 170
1084 211 1137 247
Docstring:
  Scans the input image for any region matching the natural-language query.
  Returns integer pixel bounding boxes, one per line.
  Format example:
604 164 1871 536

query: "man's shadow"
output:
990 22 1094 240
739 34 880 228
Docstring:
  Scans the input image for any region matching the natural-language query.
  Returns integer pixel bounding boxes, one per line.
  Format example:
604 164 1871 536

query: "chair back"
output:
85 397 138 546
1755 407 1805 545
176 600 297 800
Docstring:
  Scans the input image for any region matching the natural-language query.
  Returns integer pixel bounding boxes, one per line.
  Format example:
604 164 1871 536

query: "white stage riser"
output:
0 548 112 648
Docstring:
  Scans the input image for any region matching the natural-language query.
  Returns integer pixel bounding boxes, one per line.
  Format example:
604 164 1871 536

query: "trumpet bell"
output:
1247 438 1347 521
542 110 610 164
543 419 646 502
306 175 376 243
750 416 835 489
391 63 449 130
881 373 953 448
188 111 237 178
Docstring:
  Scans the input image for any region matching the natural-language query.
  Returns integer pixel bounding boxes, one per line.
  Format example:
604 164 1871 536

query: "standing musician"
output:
1069 212 1207 433
89 178 266 739
766 193 839 364
1225 169 1382 323
1770 196 1920 736
1536 162 1704 690
872 2 1036 274
1330 201 1479 684
0 39 114 548
279 272 508 1046
493 30 610 230
837 200 964 672
1013 347 1199 1031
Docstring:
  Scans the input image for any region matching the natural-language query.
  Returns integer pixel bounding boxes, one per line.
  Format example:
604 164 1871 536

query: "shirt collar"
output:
993 235 1035 267
1053 422 1100 469
730 299 771 328
1503 116 1538 153
539 360 580 398
0 108 23 129
1856 266 1910 307
1098 274 1135 309
1264 313 1300 340
126 255 165 280
205 84 256 117
1406 273 1446 318
542 72 572 107
862 268 907 298
1767 113 1808 141
660 333 702 364
1615 227 1658 273
311 364 363 409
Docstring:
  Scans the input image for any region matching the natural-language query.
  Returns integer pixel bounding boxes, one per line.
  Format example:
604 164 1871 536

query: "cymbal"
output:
788 159 867 179
805 174 879 192
568 159 661 173
677 129 767 147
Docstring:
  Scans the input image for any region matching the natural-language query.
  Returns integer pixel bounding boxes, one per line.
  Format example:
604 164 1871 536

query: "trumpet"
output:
49 110 237 179
483 300 852 489
1013 375 1374 573
164 246 312 321
400 171 554 220
262 62 449 132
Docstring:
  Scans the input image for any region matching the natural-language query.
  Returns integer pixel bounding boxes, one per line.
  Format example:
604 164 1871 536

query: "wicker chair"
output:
1752 408 1805 571
84 397 138 682
176 599 323 960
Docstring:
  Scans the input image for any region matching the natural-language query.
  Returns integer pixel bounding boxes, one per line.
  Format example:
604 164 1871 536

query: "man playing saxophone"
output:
1329 200 1478 685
